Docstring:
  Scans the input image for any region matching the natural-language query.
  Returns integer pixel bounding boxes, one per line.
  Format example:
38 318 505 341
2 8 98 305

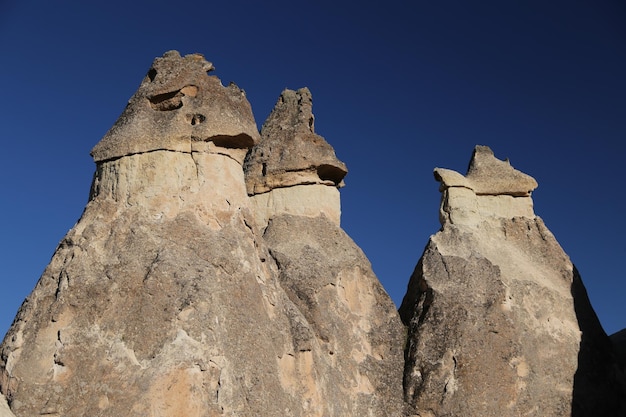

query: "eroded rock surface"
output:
0 52 404 417
91 50 259 164
263 214 406 416
244 88 347 228
434 145 537 226
400 145 626 416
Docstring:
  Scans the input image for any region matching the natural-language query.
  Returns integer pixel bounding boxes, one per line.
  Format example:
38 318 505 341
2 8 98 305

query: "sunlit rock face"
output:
91 50 260 164
0 52 405 417
0 394 15 417
433 145 537 226
399 145 626 416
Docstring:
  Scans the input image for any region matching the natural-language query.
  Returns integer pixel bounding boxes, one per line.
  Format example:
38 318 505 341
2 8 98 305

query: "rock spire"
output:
400 145 626 416
0 52 405 417
244 88 348 227
2 51 624 416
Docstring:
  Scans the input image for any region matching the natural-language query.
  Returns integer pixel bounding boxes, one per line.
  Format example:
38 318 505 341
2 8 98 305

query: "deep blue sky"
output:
1 1 624 337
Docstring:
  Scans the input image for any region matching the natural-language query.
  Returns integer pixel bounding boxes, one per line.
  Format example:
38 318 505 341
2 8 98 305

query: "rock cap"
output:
435 145 538 196
244 88 347 195
91 51 260 162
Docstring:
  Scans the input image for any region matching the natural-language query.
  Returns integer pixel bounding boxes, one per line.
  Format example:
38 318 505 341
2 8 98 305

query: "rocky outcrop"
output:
91 50 259 164
243 88 405 415
244 88 347 228
0 52 404 417
2 51 624 416
433 145 537 225
400 145 625 416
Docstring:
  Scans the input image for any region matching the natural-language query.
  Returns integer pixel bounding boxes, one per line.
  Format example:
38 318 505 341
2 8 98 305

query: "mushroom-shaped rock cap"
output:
243 88 348 195
91 51 260 162
435 145 538 196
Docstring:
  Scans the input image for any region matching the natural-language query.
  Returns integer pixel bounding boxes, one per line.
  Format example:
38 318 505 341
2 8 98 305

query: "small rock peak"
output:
91 51 260 163
243 88 347 195
465 145 538 196
146 51 215 88
267 87 314 134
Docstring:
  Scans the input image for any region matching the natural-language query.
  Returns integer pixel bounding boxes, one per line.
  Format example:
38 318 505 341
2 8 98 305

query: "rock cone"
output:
400 145 625 416
0 52 404 416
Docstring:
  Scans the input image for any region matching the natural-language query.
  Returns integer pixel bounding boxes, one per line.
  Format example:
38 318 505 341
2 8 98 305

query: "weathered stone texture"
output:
91 50 260 164
0 394 15 417
248 184 341 228
0 52 404 417
434 145 537 227
263 214 406 416
244 88 347 229
0 122 300 416
400 145 626 416
3 50 625 417
244 88 347 195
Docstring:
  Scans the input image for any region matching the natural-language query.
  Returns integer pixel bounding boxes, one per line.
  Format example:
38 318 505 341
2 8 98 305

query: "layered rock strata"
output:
244 88 347 228
400 145 625 416
0 52 405 417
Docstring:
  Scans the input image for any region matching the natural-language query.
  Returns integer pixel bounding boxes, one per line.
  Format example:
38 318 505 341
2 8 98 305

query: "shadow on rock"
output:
571 265 626 416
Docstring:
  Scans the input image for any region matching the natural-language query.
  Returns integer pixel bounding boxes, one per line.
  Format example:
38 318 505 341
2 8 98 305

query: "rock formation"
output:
245 88 405 415
0 51 405 416
1 51 625 417
399 145 626 416
244 87 347 228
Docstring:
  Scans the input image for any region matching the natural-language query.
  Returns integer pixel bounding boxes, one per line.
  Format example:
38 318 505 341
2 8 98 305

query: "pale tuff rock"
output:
0 51 292 417
0 52 404 416
400 146 626 416
91 50 260 164
263 215 406 416
0 394 15 417
435 145 537 226
244 88 347 227
5 49 623 417
249 184 341 228
464 145 538 196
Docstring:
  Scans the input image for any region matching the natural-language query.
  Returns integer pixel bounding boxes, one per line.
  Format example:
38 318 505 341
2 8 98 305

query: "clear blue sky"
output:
1 1 624 336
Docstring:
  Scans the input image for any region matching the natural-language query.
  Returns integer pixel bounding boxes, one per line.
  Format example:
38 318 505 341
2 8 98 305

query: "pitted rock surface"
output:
91 50 260 163
245 88 347 228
